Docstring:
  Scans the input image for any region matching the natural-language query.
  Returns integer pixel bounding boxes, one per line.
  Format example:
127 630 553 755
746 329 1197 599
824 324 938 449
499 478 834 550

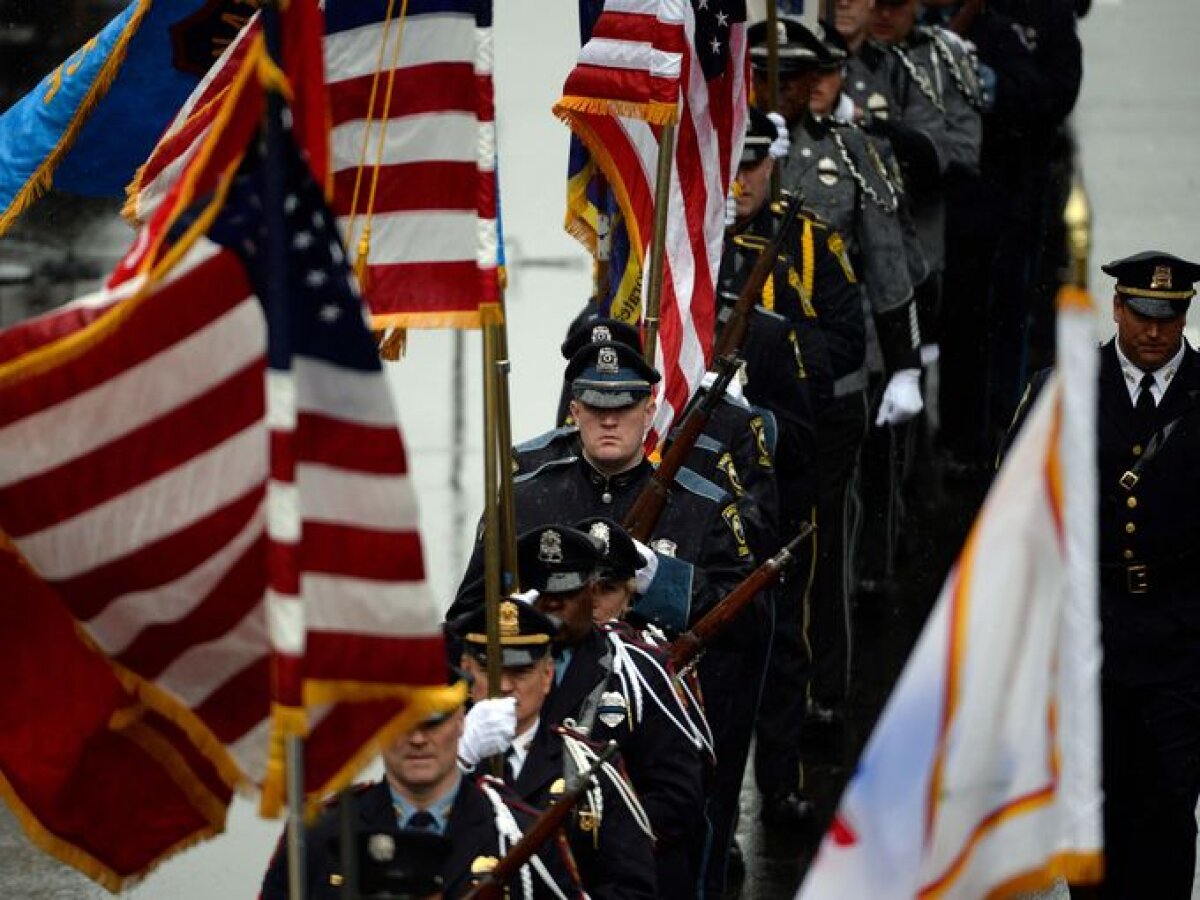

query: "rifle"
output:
622 353 740 541
463 741 619 900
622 192 806 542
670 522 815 670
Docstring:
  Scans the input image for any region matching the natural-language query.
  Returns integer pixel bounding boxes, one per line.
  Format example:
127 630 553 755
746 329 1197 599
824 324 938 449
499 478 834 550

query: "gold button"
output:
1123 549 1134 560
1125 522 1136 534
1132 444 1143 456
1127 497 1138 509
330 874 344 887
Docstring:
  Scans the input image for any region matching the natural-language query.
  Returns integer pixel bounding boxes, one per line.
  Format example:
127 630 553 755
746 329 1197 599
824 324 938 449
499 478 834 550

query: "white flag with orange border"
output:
798 287 1104 899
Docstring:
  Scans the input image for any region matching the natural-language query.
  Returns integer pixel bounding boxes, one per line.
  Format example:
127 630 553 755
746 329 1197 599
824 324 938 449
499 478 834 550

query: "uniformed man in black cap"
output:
452 598 657 900
491 525 708 900
1008 251 1200 899
260 677 583 900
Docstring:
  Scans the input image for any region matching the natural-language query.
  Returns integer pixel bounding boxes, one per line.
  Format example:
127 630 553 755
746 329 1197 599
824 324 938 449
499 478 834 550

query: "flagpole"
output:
481 322 505 711
494 304 520 591
260 3 308 900
765 0 781 201
642 123 676 366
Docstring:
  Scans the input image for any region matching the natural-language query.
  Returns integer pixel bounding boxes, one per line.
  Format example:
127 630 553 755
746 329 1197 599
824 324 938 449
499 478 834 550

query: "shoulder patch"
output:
722 503 751 558
674 466 731 505
748 415 775 467
513 455 577 484
717 451 745 496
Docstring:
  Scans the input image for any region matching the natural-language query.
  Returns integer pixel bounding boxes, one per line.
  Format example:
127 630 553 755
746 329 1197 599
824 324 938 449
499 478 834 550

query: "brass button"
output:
1127 497 1138 509
1123 549 1134 560
1125 522 1136 534
1132 444 1143 456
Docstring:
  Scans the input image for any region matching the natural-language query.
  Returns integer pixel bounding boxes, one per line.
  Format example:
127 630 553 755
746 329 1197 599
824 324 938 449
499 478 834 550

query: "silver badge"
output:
539 529 564 563
591 324 612 343
651 538 677 558
368 833 396 862
817 156 839 187
866 92 889 120
588 521 611 555
597 346 620 375
597 690 628 728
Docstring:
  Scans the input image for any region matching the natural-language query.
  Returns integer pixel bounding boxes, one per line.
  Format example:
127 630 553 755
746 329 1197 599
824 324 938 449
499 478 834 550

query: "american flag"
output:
555 0 748 444
0 37 449 869
128 0 499 329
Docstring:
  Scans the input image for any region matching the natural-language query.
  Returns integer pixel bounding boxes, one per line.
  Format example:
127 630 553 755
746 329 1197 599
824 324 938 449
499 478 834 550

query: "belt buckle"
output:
1119 470 1139 491
1127 564 1148 594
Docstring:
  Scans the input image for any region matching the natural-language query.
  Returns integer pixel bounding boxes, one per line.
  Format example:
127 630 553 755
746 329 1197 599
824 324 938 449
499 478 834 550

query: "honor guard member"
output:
1007 253 1200 899
508 526 709 900
452 600 658 900
833 0 946 196
260 677 583 900
515 318 644 479
452 339 754 640
756 19 923 416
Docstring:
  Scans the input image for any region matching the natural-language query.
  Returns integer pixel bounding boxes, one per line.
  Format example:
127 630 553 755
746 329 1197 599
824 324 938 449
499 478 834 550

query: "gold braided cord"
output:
353 0 413 285
344 0 404 278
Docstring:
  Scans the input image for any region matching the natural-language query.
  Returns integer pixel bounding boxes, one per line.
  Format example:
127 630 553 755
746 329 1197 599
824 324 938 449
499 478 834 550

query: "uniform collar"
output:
578 455 651 495
1113 338 1187 405
389 772 460 834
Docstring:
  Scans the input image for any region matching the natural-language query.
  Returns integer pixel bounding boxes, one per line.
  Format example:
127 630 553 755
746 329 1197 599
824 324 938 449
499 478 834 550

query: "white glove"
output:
725 185 737 228
458 697 517 768
874 368 924 427
511 589 539 606
700 368 745 400
766 111 790 159
632 538 660 595
833 92 856 124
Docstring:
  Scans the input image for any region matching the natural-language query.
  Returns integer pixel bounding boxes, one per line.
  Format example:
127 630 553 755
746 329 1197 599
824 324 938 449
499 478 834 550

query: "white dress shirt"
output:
1114 338 1187 407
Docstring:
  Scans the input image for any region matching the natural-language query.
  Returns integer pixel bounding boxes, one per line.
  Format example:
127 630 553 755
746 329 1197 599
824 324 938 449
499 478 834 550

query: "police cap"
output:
748 17 829 74
742 106 777 165
560 316 643 360
1102 250 1200 319
815 19 850 67
450 599 557 668
517 525 604 594
565 340 660 409
573 517 642 582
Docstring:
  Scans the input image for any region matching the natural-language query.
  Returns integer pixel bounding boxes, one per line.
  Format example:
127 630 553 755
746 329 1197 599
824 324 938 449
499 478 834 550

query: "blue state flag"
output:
0 0 256 235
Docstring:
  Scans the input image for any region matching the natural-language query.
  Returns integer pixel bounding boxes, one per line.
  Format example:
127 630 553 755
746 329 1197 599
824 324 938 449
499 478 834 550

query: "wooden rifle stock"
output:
463 742 619 900
714 192 805 360
622 354 740 542
670 522 815 669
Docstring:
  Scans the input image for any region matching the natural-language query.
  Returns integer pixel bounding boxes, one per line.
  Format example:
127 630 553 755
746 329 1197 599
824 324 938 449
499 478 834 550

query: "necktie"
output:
504 746 519 782
1136 372 1156 418
406 810 437 832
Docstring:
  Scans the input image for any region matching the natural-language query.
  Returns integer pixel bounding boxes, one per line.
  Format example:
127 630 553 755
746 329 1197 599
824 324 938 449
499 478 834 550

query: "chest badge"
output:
817 156 839 187
597 690 629 728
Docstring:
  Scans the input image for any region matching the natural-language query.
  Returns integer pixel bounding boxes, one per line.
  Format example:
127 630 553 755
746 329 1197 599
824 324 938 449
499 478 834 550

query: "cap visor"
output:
1126 296 1189 319
572 386 649 409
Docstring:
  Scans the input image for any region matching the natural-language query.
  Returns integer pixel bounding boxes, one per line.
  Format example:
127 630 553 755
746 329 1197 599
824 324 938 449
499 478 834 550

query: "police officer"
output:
1009 252 1200 899
260 683 582 900
452 599 657 900
508 525 708 899
932 0 1082 468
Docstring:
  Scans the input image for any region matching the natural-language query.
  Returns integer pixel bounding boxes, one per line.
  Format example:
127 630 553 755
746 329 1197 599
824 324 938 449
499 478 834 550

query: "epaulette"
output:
513 455 577 484
672 466 731 505
513 426 578 454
